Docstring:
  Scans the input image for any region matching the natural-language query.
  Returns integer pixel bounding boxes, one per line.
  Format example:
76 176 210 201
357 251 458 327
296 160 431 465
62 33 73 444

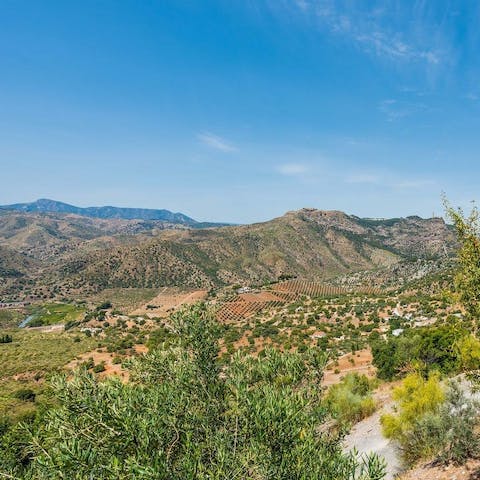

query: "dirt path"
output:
343 388 404 479
27 323 64 333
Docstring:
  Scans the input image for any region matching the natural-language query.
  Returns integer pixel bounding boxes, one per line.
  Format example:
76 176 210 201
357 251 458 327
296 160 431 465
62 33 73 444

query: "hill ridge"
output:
0 198 227 226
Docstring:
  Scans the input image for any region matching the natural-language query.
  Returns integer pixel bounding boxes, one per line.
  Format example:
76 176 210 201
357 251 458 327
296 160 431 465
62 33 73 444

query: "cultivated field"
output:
130 287 209 317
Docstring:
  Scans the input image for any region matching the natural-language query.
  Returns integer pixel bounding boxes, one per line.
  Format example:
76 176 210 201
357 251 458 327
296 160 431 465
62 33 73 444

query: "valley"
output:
0 202 475 480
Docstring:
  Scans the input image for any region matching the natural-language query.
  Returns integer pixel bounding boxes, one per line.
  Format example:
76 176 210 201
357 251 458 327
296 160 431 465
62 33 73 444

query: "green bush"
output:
13 389 36 402
93 362 106 373
325 373 376 425
371 324 469 380
0 334 12 344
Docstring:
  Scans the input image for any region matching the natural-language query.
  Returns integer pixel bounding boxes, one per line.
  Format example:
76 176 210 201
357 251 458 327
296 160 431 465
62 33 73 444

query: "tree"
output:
444 198 480 320
0 304 386 479
456 334 480 371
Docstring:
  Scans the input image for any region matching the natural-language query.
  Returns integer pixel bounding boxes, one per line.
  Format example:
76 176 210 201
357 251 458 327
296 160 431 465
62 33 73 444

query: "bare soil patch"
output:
323 348 375 386
400 460 480 480
65 344 148 382
130 287 208 318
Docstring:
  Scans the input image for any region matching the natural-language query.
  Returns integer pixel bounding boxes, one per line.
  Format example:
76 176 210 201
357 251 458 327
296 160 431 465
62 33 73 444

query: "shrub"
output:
325 373 376 424
456 335 480 371
64 320 79 331
80 358 94 370
92 362 106 373
436 381 480 464
371 324 469 380
391 379 480 465
381 371 480 465
13 389 36 402
0 334 12 344
382 372 444 440
96 301 112 311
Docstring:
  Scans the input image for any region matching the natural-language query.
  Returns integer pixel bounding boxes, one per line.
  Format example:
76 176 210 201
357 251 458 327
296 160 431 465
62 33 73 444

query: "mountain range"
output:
0 202 457 300
0 198 226 227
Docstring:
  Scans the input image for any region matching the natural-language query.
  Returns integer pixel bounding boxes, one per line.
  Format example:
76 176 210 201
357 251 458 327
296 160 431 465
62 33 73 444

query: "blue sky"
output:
1 0 480 223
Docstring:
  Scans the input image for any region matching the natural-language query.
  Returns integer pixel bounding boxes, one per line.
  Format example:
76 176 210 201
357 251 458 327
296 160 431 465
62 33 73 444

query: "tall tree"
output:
444 197 480 320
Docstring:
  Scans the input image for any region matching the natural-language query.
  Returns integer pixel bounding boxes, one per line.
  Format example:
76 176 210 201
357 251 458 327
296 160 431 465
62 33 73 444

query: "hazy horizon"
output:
1 196 449 225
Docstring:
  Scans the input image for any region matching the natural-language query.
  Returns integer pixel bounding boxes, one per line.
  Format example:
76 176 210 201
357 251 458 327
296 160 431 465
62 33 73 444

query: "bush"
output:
64 320 79 331
436 381 480 464
399 380 480 465
92 362 106 373
456 335 480 371
0 334 12 344
27 318 44 328
325 373 376 424
371 324 469 380
96 301 112 311
13 389 36 402
80 358 94 370
382 372 444 440
382 373 480 465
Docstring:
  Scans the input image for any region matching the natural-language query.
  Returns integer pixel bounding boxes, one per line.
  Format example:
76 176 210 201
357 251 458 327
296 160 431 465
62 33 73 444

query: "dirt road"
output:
343 389 404 479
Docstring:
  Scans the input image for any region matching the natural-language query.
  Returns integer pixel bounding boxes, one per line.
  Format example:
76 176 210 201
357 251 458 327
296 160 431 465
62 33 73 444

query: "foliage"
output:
444 198 480 320
381 372 445 441
92 362 106 373
371 324 468 380
435 381 480 464
370 334 419 380
0 305 386 479
383 375 480 465
13 389 36 402
0 334 12 344
456 334 480 371
96 301 112 310
325 373 376 425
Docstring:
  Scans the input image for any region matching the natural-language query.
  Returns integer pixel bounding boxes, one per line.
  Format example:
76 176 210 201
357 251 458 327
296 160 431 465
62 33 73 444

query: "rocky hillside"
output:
0 207 456 299
41 209 456 295
0 210 207 260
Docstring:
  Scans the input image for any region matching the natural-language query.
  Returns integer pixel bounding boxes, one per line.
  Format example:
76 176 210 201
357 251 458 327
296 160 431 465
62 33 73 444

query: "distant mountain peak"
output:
0 199 211 226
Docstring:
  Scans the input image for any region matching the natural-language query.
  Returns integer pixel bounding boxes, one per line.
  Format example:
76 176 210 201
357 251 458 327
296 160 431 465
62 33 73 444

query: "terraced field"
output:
273 280 348 297
217 279 374 323
216 291 287 323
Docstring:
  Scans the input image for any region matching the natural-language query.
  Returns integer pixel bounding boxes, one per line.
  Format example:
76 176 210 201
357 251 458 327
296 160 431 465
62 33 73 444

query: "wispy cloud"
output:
379 99 426 121
294 0 309 12
277 163 309 176
276 1 448 67
197 132 237 152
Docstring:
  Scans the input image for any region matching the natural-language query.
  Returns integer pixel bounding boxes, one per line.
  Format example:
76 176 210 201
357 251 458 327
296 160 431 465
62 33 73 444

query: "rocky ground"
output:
400 460 480 480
